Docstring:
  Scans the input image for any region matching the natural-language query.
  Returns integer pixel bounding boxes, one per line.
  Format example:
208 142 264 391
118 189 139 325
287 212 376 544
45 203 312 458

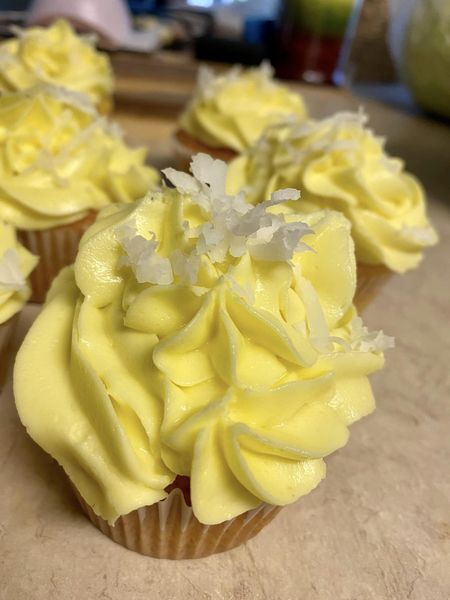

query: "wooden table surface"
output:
1 52 449 600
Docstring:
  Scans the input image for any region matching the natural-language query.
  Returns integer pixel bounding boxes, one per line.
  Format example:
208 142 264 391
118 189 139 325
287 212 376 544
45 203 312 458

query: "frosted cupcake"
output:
0 86 159 302
0 19 114 114
15 154 392 558
0 221 37 389
175 63 307 169
227 112 438 308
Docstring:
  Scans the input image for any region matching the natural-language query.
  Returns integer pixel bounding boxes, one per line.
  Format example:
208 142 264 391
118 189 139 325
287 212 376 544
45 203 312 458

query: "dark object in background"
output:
274 0 361 84
127 0 167 15
0 0 30 8
194 35 266 67
169 7 272 66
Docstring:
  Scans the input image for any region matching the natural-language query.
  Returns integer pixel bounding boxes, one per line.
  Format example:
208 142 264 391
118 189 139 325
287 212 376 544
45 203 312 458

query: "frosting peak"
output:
227 111 438 273
180 64 308 152
15 155 389 525
0 19 113 110
0 87 159 230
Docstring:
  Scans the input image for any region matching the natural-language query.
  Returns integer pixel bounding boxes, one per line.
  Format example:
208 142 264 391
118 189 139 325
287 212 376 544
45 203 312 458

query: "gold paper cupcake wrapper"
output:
0 313 19 391
18 212 97 303
355 263 393 310
74 487 281 560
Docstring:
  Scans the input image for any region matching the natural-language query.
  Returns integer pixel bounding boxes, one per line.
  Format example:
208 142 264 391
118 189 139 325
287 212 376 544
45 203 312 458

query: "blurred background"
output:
0 0 448 121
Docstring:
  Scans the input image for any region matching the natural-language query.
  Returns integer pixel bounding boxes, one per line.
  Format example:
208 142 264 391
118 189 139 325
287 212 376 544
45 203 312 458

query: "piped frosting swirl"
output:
180 64 307 152
227 112 438 273
0 19 113 110
15 154 391 525
0 86 159 230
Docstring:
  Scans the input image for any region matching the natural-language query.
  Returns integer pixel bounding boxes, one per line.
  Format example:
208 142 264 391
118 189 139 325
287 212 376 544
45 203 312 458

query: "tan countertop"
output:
1 54 449 600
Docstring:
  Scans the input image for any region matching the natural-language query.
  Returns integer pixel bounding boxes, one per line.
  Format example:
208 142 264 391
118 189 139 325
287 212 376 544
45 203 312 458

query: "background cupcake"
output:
0 221 37 389
227 112 438 308
174 63 307 170
0 86 159 302
0 19 114 114
15 154 392 559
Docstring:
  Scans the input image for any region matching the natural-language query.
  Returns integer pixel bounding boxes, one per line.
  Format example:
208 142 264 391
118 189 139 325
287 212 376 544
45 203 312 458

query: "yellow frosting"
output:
227 112 438 273
0 19 113 110
15 154 390 525
180 64 307 152
0 87 159 231
0 221 38 323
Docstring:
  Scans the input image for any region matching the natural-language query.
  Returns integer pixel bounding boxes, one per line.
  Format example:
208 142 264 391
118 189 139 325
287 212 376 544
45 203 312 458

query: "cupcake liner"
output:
0 312 19 391
74 486 281 560
173 130 237 172
18 212 97 303
355 263 393 310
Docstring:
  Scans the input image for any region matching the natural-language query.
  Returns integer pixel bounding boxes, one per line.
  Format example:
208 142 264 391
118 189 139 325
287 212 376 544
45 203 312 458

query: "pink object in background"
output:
26 0 132 49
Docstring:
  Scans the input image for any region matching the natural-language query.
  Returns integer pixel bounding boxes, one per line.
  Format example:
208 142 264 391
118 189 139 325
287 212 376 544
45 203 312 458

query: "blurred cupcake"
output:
227 112 438 308
0 19 114 114
0 86 159 302
15 154 392 559
0 221 37 389
174 63 307 170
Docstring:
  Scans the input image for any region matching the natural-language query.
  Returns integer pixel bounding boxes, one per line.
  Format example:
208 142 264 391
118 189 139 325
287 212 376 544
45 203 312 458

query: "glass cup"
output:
275 0 361 84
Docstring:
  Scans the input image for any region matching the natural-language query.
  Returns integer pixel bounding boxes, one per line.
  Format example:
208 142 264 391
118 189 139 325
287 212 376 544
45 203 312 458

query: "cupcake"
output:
15 154 392 559
174 63 307 170
0 19 114 114
0 221 37 389
227 112 438 308
0 86 159 302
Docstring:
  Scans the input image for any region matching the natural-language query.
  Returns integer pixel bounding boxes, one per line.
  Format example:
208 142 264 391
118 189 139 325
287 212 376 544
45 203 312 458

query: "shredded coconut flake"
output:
350 316 395 353
401 225 438 246
190 153 227 199
116 154 309 287
270 188 301 203
162 168 200 195
0 248 26 291
27 83 97 116
116 221 173 285
295 273 333 353
171 249 200 285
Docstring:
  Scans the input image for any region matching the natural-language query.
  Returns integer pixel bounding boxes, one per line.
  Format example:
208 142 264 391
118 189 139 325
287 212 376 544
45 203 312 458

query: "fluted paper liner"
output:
355 263 393 310
0 313 19 390
18 212 97 303
74 486 281 560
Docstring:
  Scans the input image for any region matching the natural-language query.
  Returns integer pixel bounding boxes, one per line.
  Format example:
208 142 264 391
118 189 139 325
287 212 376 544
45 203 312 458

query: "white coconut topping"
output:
349 316 395 353
26 83 98 117
171 249 200 285
263 109 391 170
401 225 438 246
116 222 173 286
120 153 310 287
0 248 26 291
115 155 393 355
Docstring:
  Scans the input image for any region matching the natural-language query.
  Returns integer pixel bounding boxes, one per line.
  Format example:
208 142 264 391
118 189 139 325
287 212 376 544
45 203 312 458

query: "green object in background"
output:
283 0 356 37
404 0 450 119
